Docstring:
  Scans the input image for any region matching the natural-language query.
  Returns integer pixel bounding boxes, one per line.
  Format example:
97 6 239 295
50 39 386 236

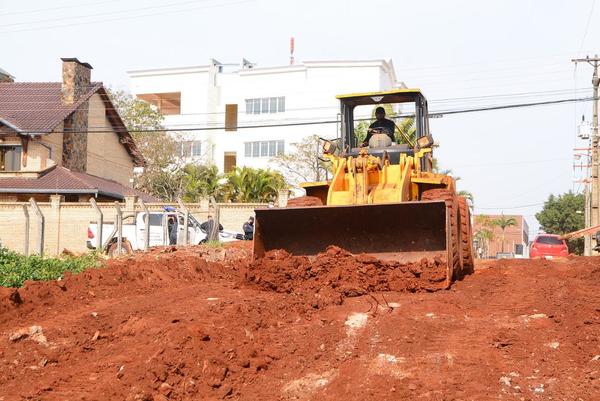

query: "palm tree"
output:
182 164 223 202
474 215 495 258
457 190 474 212
393 117 416 146
224 167 287 203
474 228 494 258
492 213 517 253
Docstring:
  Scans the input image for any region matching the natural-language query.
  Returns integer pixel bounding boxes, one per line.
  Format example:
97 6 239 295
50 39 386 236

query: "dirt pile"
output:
1 248 599 400
244 246 448 307
0 245 247 326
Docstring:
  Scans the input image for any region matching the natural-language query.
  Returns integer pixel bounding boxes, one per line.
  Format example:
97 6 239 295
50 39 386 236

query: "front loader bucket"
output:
253 200 450 265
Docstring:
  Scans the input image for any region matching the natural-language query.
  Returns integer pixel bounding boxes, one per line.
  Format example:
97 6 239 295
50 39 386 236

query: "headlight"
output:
417 134 434 149
323 140 338 154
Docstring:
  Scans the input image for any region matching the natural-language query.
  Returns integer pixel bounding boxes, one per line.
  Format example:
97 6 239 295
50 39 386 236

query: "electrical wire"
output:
0 0 254 34
578 0 597 56
475 202 545 210
1 0 224 28
5 94 594 135
0 87 593 117
0 0 123 16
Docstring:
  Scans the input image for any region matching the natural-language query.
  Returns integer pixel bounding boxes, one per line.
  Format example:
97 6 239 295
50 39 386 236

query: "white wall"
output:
128 59 399 176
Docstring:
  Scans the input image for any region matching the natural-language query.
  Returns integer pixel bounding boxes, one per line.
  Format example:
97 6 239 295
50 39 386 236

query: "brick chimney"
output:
61 58 92 172
61 58 92 104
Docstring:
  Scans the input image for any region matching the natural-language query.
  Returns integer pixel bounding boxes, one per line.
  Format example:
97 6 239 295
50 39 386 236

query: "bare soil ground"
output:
1 244 599 401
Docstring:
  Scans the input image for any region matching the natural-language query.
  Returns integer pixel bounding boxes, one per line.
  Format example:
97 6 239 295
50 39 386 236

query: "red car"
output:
530 234 568 259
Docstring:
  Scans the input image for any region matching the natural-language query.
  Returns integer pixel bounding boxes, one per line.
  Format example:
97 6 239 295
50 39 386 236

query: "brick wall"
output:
0 198 265 256
473 214 529 258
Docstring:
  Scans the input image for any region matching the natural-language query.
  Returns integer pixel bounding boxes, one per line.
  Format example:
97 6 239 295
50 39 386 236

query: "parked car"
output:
530 234 568 259
495 252 514 259
87 209 240 256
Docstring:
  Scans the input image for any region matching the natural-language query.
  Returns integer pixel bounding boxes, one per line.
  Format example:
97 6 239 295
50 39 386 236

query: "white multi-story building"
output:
128 59 402 174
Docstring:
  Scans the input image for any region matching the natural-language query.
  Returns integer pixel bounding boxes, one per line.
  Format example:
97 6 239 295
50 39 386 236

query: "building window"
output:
0 145 22 171
244 97 285 114
177 141 202 158
191 141 202 157
244 140 284 157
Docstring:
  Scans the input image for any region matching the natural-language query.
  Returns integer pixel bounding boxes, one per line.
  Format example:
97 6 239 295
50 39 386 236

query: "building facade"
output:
128 59 401 175
0 58 150 202
473 214 530 259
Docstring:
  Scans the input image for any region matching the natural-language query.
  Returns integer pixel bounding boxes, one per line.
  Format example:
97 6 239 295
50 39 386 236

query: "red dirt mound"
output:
2 248 600 400
0 248 242 326
286 196 324 207
244 246 448 307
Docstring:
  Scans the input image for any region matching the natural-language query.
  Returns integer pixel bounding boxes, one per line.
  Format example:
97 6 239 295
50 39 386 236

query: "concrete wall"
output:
0 198 264 256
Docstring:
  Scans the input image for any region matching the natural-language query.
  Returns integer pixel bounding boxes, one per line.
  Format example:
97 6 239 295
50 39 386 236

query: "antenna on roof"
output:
290 37 295 65
242 58 255 69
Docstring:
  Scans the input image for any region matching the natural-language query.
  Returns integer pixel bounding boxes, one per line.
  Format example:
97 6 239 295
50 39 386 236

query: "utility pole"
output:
572 55 600 255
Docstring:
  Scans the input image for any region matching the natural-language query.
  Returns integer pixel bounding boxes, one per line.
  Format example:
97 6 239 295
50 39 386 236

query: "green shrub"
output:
0 247 102 287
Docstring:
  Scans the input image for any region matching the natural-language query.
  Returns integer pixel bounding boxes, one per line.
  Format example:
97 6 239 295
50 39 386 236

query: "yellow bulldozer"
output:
253 89 474 287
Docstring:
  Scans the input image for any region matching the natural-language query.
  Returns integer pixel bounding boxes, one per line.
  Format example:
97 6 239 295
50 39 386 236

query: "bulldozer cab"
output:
337 89 432 170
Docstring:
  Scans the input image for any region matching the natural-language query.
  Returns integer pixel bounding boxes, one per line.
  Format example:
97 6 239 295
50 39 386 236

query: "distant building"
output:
0 58 154 202
473 214 530 258
128 59 402 174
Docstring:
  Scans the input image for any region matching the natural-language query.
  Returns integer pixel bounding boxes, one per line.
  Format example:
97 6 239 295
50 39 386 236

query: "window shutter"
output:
225 104 238 131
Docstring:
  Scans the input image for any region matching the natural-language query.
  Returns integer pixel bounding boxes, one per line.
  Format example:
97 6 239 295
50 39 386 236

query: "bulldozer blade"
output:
253 200 450 265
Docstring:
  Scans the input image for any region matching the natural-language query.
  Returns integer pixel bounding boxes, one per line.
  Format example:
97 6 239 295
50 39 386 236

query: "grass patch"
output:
0 247 102 288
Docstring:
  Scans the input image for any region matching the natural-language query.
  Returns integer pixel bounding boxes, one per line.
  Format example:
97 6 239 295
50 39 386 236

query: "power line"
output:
0 0 122 16
9 95 596 135
432 96 594 116
475 202 545 210
0 0 253 34
578 0 597 55
451 157 571 169
1 0 219 28
0 87 593 117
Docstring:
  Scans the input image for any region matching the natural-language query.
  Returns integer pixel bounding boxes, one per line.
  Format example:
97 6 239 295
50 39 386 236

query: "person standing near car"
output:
167 216 178 245
243 216 255 240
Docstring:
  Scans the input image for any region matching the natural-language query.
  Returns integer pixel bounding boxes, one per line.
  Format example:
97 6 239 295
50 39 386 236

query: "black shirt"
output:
364 118 396 145
200 220 223 233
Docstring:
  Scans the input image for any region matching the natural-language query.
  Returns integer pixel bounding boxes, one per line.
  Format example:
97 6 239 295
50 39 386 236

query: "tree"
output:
271 135 331 186
107 89 182 200
457 190 475 212
474 215 495 258
222 167 287 203
492 213 517 253
535 191 585 254
182 164 223 202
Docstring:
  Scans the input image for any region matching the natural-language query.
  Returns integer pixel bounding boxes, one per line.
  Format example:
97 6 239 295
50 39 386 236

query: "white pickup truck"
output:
87 209 241 255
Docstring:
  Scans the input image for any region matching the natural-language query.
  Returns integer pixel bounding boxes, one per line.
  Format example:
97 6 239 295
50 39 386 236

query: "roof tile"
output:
0 165 159 202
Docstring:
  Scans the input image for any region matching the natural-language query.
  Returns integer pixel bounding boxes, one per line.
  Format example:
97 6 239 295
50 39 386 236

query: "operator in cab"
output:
362 106 396 147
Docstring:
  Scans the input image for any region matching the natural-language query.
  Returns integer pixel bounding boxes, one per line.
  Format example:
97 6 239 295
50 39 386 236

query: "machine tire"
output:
421 188 462 286
457 196 475 275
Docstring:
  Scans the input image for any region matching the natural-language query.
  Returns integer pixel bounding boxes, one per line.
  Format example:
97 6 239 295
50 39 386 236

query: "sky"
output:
1 0 599 237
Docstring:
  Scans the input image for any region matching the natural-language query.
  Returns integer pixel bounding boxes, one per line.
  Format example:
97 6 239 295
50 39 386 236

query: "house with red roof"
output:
0 58 155 202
